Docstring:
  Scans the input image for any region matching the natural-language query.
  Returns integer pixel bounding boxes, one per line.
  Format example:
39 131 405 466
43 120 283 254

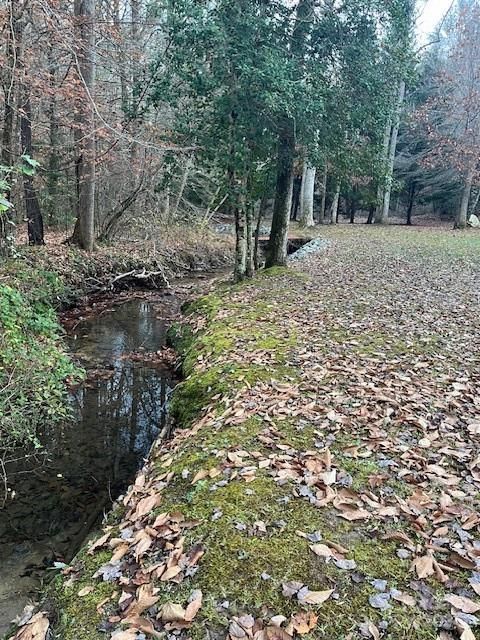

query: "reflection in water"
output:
0 297 177 633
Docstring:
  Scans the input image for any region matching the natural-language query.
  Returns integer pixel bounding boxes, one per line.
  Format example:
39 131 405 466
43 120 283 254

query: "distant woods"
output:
0 1 479 271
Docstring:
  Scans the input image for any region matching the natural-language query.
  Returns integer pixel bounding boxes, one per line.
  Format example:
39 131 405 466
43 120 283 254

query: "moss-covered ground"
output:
32 226 480 640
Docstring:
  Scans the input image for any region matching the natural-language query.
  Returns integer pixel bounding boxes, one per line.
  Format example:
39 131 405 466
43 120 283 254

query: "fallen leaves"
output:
413 554 435 579
8 612 49 640
49 230 480 640
445 594 480 614
282 581 333 606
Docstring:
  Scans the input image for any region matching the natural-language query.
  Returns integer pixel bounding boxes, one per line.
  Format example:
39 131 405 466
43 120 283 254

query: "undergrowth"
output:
0 260 81 454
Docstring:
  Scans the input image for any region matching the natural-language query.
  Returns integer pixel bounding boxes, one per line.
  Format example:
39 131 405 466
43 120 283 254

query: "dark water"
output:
0 295 179 634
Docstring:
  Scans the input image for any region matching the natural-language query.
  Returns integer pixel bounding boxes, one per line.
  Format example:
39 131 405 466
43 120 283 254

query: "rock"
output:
468 214 480 228
289 238 331 261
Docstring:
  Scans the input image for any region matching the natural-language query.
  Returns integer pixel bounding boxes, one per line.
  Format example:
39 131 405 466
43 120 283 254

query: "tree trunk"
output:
456 167 474 230
234 205 247 281
330 185 340 225
406 182 416 226
98 176 145 242
1 3 24 254
172 156 192 218
349 198 355 224
318 165 327 224
299 164 315 227
47 47 60 226
266 118 295 267
375 119 392 222
73 0 96 251
366 204 375 224
20 95 44 245
245 202 254 278
291 175 301 220
254 191 268 270
377 81 405 224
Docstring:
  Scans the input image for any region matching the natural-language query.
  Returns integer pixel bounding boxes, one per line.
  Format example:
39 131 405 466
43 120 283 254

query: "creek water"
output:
0 290 187 635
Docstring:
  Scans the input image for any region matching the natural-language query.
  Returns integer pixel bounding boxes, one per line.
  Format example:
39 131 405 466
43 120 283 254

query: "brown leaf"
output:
123 616 163 638
448 552 476 570
111 542 130 563
78 586 94 597
134 531 153 561
391 591 416 607
87 531 110 555
191 469 209 483
9 612 49 640
159 602 187 623
364 621 380 640
126 583 159 617
110 630 138 640
338 507 370 521
382 531 415 550
298 589 334 605
186 543 205 567
131 494 161 520
265 626 293 640
184 589 203 622
445 594 480 614
290 611 318 635
413 554 435 579
309 543 333 558
160 565 182 581
455 618 476 640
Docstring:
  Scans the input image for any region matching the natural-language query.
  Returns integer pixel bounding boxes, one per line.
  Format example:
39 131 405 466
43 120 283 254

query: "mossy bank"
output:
39 263 453 640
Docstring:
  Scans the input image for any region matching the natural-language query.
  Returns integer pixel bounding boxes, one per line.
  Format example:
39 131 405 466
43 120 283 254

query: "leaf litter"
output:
39 229 480 639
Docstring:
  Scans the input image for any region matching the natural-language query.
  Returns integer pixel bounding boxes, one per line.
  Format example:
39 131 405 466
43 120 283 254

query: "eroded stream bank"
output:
0 275 217 636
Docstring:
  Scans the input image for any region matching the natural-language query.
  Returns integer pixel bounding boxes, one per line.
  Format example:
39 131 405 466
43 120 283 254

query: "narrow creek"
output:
0 279 207 635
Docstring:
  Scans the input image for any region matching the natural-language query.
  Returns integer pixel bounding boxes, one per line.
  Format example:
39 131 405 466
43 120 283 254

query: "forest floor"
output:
10 225 480 640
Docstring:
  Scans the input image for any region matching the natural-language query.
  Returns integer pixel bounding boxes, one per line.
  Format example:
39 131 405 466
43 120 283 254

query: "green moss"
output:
338 458 380 491
47 550 116 640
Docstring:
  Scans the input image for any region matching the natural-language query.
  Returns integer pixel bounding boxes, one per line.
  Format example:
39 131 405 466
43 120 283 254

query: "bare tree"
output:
72 0 96 251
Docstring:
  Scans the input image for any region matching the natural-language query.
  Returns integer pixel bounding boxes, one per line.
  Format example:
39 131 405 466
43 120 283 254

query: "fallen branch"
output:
107 267 170 290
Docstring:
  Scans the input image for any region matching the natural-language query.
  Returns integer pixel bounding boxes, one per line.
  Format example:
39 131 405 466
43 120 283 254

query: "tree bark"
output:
254 191 268 270
366 204 375 224
456 167 474 229
406 181 416 226
291 175 301 220
318 165 327 224
245 202 254 278
299 164 315 227
73 0 96 251
47 46 60 226
1 3 25 254
234 205 247 281
266 118 295 267
374 120 392 223
349 197 356 224
330 184 340 225
20 95 44 245
376 81 405 224
172 156 192 218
